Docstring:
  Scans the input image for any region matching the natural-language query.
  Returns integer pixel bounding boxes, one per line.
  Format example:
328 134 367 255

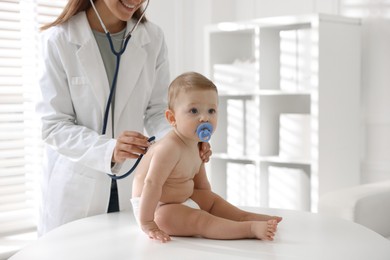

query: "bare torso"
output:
132 131 202 204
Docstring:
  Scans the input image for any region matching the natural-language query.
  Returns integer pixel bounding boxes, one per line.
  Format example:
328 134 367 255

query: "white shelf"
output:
206 14 361 212
219 90 312 98
213 153 312 165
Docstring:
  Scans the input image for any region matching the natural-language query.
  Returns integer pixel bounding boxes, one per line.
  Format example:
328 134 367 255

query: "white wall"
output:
147 0 390 184
359 18 390 183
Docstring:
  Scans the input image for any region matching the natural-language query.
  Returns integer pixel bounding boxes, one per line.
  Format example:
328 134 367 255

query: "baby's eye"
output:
208 108 216 114
190 108 198 114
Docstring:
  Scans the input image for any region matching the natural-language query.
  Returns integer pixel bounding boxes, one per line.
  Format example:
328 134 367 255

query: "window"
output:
0 0 66 258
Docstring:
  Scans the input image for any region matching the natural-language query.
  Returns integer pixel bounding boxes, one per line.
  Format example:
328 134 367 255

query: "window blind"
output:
0 0 33 236
0 0 66 258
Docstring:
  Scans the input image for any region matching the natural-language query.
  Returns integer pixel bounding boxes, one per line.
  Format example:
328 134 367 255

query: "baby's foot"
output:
250 214 283 223
243 214 283 223
268 215 283 223
250 219 278 241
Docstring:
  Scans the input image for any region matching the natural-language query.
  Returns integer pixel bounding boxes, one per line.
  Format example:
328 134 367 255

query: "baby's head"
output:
168 72 218 110
166 72 218 142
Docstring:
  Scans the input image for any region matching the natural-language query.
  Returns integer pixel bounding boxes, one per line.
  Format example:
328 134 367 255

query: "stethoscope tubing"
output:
109 136 155 180
101 33 131 135
89 0 154 180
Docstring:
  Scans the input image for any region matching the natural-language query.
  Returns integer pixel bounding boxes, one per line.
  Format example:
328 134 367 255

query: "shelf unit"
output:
204 14 361 212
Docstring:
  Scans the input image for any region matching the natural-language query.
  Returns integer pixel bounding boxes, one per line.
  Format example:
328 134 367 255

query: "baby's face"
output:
172 89 218 142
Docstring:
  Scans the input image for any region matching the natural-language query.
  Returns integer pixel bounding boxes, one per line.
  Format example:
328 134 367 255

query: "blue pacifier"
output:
196 122 213 142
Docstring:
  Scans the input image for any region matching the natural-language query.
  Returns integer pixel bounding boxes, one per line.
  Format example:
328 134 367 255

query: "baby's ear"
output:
165 109 176 126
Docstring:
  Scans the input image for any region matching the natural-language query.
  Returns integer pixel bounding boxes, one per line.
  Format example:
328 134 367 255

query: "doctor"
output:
37 0 211 236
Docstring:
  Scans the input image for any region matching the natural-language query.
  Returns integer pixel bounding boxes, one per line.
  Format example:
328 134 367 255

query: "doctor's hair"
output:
40 0 147 31
168 72 218 110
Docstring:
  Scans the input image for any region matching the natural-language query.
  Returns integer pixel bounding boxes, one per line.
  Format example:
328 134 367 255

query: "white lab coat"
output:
36 12 170 235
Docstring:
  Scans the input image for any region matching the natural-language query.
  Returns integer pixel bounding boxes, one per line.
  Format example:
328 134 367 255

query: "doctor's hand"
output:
112 131 151 163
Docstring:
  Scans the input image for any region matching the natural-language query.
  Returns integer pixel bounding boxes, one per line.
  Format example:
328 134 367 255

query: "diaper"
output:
130 197 200 226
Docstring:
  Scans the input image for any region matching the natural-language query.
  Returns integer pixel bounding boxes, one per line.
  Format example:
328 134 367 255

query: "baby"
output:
131 72 282 242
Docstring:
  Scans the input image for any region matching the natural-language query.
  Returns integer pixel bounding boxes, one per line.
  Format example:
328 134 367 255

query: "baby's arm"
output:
139 143 179 242
193 164 211 190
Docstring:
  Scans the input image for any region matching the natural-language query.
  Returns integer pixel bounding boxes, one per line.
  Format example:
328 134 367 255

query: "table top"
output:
10 207 390 260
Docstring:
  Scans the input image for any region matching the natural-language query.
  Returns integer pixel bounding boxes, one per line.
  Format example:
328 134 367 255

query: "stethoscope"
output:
89 0 153 180
89 0 215 180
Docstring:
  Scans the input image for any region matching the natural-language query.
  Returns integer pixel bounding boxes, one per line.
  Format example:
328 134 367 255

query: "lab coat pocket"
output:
69 76 100 126
69 76 89 100
71 76 88 85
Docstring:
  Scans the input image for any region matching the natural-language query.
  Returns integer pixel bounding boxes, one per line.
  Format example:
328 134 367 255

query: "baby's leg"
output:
191 189 282 223
155 204 277 240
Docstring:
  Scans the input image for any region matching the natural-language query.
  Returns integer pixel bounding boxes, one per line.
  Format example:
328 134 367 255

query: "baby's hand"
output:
141 221 171 243
199 142 212 163
148 229 171 243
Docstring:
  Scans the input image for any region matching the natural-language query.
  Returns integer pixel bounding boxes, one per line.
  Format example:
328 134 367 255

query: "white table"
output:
9 208 390 260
